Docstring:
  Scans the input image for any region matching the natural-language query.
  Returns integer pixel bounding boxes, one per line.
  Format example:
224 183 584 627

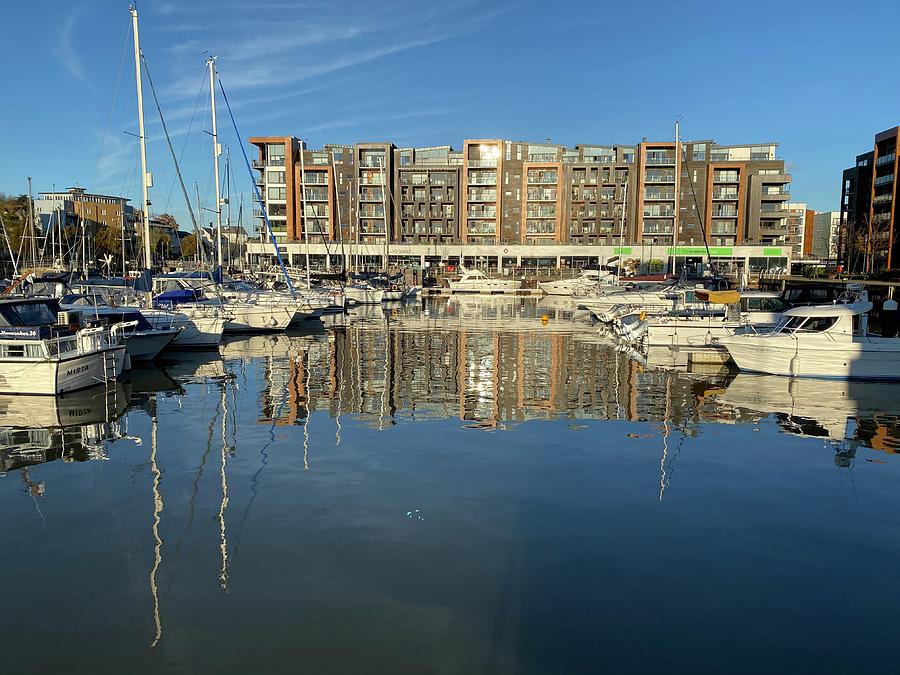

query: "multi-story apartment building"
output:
34 187 134 238
812 211 840 259
783 203 808 258
840 126 899 272
249 135 792 272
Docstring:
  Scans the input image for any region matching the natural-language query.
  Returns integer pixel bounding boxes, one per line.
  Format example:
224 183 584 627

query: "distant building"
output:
813 211 840 259
784 203 808 258
34 186 135 244
839 125 899 271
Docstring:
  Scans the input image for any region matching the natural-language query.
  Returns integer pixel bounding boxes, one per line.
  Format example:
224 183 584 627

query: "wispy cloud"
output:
52 10 95 90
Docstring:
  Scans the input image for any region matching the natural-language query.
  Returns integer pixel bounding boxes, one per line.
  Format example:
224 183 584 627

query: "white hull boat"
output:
143 306 228 348
345 285 384 305
720 300 900 380
447 266 521 293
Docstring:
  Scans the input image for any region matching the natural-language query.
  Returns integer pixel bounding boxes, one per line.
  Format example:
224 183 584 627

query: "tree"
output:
151 230 171 260
95 224 122 257
155 213 178 229
180 233 197 259
0 193 37 270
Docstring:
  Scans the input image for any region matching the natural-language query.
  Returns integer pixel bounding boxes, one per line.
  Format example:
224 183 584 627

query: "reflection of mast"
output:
218 383 230 591
302 349 311 470
659 372 672 501
335 334 343 446
379 317 388 431
149 411 163 648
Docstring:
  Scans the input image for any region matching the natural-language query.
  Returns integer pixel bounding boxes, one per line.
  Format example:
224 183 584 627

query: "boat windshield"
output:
777 315 838 334
7 302 58 326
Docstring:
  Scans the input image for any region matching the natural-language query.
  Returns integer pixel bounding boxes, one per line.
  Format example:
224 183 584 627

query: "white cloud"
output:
51 10 95 90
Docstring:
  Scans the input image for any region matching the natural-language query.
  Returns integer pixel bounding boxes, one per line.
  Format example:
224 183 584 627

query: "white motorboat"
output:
538 268 616 296
142 305 228 348
719 300 900 379
0 298 128 395
446 266 522 293
345 283 385 305
59 296 179 360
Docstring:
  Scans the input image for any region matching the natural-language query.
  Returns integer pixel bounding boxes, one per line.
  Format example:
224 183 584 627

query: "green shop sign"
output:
613 247 633 254
665 246 734 257
763 247 784 257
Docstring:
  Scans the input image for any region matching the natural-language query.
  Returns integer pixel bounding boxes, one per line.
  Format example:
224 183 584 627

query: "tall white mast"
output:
207 56 223 274
299 141 311 289
130 6 152 275
617 178 627 283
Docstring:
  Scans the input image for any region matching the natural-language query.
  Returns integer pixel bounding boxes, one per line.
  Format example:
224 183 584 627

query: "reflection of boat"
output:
715 373 900 447
720 301 900 379
0 382 131 471
447 266 521 292
344 283 384 305
157 350 227 383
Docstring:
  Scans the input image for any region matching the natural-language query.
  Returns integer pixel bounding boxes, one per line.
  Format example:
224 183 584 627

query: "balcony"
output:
467 208 497 218
359 189 384 202
525 219 556 234
643 208 674 217
644 190 675 200
759 206 786 218
645 173 675 183
642 224 674 235
467 221 497 235
873 213 892 225
252 159 265 169
467 173 497 185
528 154 558 162
527 189 557 201
713 172 740 183
526 207 557 218
874 174 895 186
302 174 328 184
527 172 558 184
873 194 894 205
358 207 385 219
467 190 497 202
645 155 676 166
712 190 739 200
876 153 896 166
467 159 498 168
303 188 328 201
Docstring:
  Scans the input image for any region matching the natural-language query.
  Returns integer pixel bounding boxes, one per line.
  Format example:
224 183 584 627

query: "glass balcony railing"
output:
876 153 895 166
467 208 497 218
645 156 676 165
643 208 674 217
526 207 557 218
527 189 557 201
645 173 675 183
644 191 675 200
467 159 498 168
467 173 497 185
874 174 894 186
712 190 739 200
713 208 738 217
467 190 497 202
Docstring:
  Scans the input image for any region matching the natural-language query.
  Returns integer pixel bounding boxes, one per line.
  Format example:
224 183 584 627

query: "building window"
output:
268 186 286 200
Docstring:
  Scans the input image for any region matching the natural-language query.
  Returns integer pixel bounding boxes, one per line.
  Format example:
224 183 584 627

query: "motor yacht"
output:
719 300 900 379
538 268 616 296
446 266 522 293
0 297 128 395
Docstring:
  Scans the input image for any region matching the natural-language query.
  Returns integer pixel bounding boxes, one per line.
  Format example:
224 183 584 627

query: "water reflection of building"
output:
242 298 729 431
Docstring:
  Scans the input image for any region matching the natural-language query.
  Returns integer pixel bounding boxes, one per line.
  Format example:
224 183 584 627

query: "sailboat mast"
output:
617 179 627 283
380 155 388 274
299 140 311 289
208 57 223 274
225 147 232 270
26 177 37 269
130 6 152 276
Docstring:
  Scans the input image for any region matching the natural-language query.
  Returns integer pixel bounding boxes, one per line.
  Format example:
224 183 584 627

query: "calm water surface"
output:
2 298 900 674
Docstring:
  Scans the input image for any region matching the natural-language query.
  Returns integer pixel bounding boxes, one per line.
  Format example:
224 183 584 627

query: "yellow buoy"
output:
541 314 549 325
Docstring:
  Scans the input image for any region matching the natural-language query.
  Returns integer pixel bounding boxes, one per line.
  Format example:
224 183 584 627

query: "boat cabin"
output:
770 303 871 338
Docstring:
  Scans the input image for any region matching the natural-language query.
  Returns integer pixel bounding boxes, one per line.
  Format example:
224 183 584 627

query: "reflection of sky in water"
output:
1 299 900 673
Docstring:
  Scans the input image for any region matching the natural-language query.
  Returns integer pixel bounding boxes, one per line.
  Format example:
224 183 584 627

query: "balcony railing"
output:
713 172 740 183
467 159 497 168
643 208 674 217
467 190 497 202
645 156 676 165
874 174 895 186
526 207 557 218
873 194 894 205
467 174 497 185
642 224 674 234
713 190 739 200
302 174 328 184
644 191 675 200
467 208 497 218
645 173 675 183
713 207 739 217
876 153 896 166
527 173 558 184
527 189 557 201
467 221 497 235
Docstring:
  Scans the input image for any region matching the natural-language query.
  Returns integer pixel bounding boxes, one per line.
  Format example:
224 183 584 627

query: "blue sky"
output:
1 0 898 227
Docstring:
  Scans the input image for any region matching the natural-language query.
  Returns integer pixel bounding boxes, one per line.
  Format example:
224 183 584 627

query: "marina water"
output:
2 298 900 674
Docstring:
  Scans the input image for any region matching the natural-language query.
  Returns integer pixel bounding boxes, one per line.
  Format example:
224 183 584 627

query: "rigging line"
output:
90 16 132 193
163 67 208 213
141 52 200 234
215 69 295 296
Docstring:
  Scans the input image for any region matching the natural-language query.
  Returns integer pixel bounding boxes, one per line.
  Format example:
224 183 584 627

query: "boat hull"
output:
0 346 126 395
124 330 179 360
720 336 900 379
345 287 384 304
